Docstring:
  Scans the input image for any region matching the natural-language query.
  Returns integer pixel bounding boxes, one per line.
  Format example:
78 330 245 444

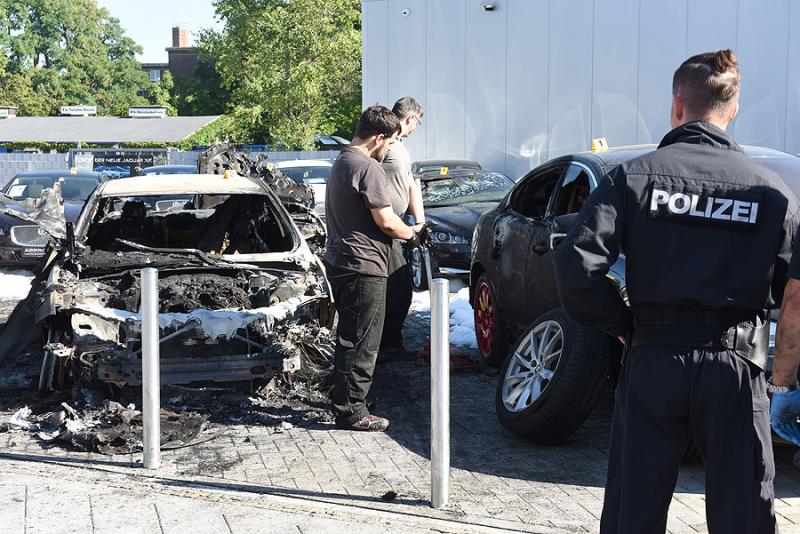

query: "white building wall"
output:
362 0 798 180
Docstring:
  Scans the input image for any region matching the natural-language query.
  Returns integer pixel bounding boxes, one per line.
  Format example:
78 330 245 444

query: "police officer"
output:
555 50 799 533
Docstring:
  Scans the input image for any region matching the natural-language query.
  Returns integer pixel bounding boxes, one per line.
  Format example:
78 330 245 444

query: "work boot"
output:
337 414 390 432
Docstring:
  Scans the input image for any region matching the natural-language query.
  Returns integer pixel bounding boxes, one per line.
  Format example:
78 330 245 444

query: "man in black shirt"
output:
555 50 798 533
324 105 421 431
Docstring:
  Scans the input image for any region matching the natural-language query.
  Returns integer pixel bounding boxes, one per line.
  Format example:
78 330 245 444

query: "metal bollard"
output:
430 278 450 508
141 268 160 469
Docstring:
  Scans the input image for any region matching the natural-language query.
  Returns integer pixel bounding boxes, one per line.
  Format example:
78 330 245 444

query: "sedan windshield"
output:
421 172 514 207
3 175 100 201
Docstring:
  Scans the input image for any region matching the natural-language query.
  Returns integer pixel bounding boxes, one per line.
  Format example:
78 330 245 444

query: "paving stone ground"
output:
0 306 799 533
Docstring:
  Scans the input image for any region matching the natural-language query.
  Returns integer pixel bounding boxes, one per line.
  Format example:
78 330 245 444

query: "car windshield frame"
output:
421 171 514 207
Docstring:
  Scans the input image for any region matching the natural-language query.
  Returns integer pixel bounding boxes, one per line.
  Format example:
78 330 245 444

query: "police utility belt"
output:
630 306 769 372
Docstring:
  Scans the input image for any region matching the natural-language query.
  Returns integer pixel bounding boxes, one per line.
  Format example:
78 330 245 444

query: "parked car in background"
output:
313 135 349 151
410 169 514 290
276 160 333 217
0 170 105 266
139 165 197 176
411 159 482 176
469 145 800 445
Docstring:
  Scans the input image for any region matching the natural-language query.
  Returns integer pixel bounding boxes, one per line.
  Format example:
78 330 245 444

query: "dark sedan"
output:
410 170 514 290
469 145 800 444
0 170 105 265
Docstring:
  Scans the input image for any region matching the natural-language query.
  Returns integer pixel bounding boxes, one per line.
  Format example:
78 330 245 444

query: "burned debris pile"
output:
4 395 208 455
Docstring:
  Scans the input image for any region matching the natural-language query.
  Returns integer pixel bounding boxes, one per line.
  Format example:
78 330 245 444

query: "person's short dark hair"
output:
672 49 740 117
392 96 424 120
354 105 401 139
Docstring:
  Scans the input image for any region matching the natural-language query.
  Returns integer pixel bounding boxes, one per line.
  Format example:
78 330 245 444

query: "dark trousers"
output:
325 263 387 426
600 346 777 534
381 241 412 350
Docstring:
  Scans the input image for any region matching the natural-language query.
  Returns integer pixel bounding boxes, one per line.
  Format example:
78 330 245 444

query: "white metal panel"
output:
425 0 467 161
785 1 800 153
362 1 388 110
732 0 789 149
686 0 737 55
547 0 594 158
386 0 428 158
591 0 641 148
465 0 507 171
505 0 548 179
636 0 688 144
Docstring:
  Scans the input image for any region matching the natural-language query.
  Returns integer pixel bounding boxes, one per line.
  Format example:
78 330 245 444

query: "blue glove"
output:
770 389 800 446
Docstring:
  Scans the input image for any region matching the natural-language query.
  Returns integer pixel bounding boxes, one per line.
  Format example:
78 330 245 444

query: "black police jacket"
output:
554 121 800 338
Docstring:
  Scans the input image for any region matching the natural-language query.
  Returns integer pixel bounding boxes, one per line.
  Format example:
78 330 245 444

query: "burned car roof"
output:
97 173 266 197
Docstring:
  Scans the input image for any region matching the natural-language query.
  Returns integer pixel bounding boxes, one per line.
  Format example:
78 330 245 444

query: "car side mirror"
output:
554 212 579 233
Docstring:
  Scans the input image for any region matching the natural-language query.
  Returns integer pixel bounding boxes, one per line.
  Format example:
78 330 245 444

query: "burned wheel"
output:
495 309 609 444
473 273 507 366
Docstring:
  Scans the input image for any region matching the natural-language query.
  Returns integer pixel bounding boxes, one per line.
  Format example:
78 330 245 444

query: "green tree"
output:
171 54 229 116
0 0 148 115
206 0 361 148
145 70 177 115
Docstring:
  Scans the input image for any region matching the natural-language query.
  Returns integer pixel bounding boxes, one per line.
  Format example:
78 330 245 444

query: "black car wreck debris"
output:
0 146 334 397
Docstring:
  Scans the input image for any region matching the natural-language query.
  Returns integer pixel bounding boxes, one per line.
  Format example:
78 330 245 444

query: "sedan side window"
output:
550 164 593 217
508 166 564 219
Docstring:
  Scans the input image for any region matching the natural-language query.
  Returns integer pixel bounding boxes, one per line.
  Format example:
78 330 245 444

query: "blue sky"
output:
96 0 223 63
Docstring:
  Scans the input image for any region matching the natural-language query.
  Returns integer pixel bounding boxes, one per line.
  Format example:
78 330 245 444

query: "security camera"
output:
483 3 496 11
401 8 410 16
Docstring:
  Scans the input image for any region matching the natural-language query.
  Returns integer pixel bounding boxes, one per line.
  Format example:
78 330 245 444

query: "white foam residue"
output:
449 287 477 348
74 296 314 340
0 269 34 300
411 285 477 349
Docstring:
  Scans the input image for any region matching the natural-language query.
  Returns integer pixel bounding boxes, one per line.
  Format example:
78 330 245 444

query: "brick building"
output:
140 26 202 83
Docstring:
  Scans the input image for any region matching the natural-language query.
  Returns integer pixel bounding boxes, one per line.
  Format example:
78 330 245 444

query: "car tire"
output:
410 247 438 291
495 308 609 444
473 273 508 367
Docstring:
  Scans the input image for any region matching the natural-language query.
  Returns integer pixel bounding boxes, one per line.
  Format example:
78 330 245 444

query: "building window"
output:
149 69 161 83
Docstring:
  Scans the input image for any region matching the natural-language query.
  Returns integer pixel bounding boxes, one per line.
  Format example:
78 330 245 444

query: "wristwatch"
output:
766 378 800 394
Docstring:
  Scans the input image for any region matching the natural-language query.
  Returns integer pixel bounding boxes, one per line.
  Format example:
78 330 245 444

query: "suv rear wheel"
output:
495 308 609 444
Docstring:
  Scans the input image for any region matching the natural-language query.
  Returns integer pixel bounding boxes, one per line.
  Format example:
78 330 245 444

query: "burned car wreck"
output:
2 172 334 392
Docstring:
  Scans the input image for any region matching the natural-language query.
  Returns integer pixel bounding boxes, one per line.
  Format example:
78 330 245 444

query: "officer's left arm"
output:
554 166 632 338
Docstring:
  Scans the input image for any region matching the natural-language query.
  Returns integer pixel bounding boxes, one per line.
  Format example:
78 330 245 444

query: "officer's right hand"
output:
770 389 800 446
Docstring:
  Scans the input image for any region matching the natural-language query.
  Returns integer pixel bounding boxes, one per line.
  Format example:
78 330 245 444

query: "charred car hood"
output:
425 201 498 235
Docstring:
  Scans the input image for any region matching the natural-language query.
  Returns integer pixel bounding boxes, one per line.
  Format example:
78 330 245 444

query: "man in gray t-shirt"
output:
323 105 421 432
380 96 425 358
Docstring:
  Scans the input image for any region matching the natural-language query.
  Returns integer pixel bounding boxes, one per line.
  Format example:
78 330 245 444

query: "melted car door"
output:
493 164 566 324
527 162 597 317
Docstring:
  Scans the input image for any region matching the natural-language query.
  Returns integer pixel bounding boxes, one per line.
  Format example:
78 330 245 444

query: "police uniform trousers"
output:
600 345 778 534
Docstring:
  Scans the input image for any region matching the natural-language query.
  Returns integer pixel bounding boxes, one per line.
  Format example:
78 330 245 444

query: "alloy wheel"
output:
474 280 496 357
501 320 563 412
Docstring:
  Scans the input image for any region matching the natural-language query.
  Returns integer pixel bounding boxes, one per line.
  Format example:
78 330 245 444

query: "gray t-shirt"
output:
381 140 412 217
324 147 393 277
